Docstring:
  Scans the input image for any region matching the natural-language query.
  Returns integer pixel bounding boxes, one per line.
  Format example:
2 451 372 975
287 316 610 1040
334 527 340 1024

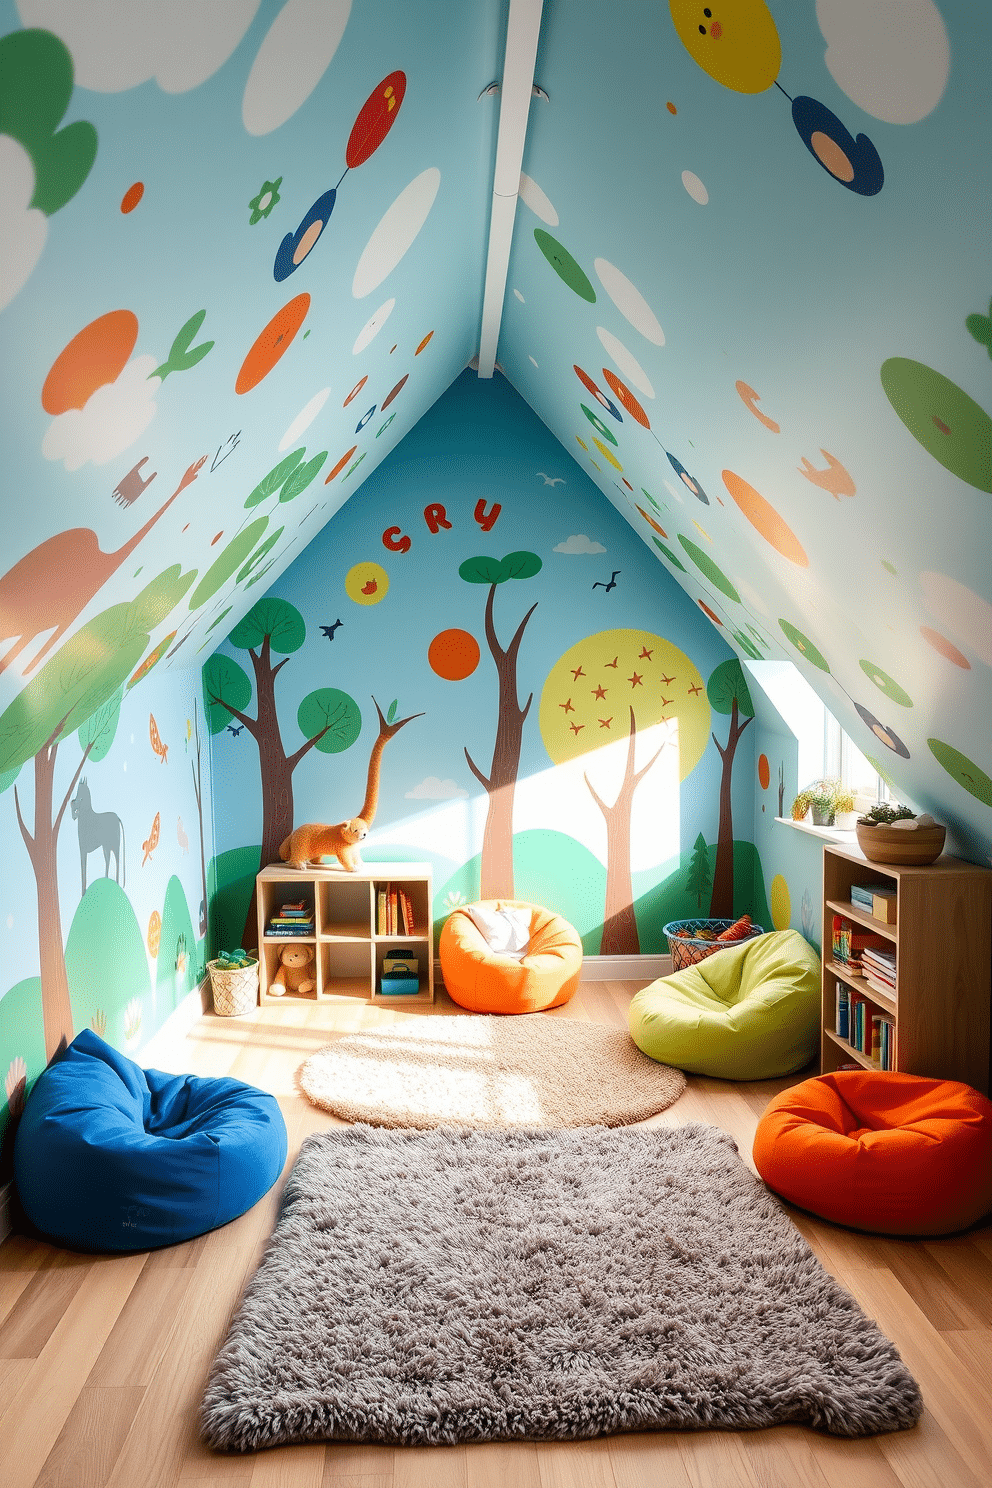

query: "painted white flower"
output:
5 1056 27 1116
124 998 143 1044
443 890 466 912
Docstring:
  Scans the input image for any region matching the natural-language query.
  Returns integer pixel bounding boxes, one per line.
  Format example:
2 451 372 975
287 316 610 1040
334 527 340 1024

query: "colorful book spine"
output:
871 1015 882 1065
836 981 850 1040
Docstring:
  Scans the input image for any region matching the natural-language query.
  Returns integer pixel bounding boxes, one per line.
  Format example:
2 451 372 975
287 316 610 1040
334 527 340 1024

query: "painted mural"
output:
499 0 992 870
0 665 212 1164
0 0 989 1086
209 370 769 958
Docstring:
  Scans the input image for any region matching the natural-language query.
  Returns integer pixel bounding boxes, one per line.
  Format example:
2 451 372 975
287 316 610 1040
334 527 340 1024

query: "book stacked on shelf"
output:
831 915 890 972
266 899 315 937
835 981 896 1068
850 882 897 923
862 946 896 999
375 883 416 936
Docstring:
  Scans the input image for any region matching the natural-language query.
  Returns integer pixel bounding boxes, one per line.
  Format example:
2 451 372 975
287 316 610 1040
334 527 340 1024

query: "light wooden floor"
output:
1 980 990 1488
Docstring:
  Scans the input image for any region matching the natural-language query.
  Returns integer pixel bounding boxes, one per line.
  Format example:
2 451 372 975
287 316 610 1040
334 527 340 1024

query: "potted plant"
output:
791 778 856 828
855 803 946 865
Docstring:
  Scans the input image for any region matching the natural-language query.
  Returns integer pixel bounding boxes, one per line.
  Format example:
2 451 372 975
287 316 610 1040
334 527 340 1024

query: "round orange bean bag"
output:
753 1070 992 1236
439 901 582 1014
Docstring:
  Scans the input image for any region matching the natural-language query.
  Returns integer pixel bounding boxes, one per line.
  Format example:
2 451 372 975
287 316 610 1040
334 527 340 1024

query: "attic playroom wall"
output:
0 665 214 1167
207 370 768 958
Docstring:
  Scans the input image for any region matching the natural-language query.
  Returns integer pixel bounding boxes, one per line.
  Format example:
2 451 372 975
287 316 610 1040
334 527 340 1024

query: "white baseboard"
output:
580 953 672 982
137 976 212 1065
434 953 671 989
0 1179 13 1248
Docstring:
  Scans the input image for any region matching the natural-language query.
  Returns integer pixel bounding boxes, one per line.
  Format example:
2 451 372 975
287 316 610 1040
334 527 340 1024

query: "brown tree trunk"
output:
709 698 752 917
191 703 209 950
464 584 538 900
585 708 667 956
14 728 92 1061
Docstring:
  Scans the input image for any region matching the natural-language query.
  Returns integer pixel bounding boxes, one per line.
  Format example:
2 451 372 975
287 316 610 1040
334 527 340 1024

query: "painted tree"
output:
686 831 712 911
459 552 542 898
539 630 711 955
707 658 755 917
189 701 209 946
202 596 421 945
0 567 195 1059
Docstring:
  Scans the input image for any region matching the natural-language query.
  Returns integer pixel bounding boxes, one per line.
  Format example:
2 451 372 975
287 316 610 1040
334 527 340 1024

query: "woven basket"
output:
663 919 764 974
208 958 259 1017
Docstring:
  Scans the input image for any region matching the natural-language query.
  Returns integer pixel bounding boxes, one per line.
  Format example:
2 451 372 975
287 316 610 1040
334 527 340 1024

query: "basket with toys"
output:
662 915 764 973
207 948 259 1017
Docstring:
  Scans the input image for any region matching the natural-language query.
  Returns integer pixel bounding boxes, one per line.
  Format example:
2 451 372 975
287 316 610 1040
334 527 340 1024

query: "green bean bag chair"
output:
629 928 821 1080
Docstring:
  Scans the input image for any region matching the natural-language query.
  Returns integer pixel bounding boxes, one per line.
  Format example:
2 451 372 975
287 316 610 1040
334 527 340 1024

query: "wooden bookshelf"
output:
255 861 433 1006
821 842 992 1093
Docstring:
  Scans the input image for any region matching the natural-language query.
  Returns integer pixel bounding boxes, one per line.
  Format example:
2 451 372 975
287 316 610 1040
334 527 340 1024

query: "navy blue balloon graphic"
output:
667 452 709 505
791 98 883 197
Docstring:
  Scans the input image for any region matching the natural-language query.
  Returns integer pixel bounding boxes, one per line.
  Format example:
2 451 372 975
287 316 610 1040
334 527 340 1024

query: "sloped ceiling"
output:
1 0 991 860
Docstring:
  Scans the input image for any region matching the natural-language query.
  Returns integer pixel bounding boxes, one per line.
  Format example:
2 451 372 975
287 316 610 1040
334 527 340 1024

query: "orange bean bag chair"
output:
753 1070 992 1236
439 900 582 1014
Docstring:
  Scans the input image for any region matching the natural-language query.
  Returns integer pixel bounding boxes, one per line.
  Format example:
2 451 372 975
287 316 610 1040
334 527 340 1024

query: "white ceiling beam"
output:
477 0 544 378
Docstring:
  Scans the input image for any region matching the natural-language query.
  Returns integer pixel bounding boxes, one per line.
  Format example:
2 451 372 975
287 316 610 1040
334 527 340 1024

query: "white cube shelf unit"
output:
255 861 433 1006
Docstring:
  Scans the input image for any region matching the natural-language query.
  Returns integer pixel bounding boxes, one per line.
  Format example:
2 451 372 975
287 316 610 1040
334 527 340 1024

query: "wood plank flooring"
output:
1 980 989 1488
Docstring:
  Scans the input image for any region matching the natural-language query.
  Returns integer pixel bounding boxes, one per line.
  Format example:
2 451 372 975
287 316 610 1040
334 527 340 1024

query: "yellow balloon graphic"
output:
669 0 781 94
770 873 791 931
345 561 389 606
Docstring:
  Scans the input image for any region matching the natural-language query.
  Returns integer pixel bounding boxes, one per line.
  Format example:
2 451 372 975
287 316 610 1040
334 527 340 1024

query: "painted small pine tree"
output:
686 832 712 911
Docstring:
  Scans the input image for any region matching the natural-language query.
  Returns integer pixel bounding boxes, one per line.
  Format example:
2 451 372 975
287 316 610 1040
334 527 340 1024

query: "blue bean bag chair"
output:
13 1029 287 1252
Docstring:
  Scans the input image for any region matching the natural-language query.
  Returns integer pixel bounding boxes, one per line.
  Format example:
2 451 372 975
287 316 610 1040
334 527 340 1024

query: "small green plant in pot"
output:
791 778 855 827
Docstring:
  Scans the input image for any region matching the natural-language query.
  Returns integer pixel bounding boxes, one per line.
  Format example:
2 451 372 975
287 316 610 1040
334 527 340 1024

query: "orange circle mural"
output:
758 753 771 789
921 626 971 670
344 375 367 407
722 469 808 567
603 370 650 428
429 628 481 681
325 445 358 484
42 310 139 414
636 505 667 537
120 181 144 214
699 600 723 625
235 293 310 395
415 331 434 355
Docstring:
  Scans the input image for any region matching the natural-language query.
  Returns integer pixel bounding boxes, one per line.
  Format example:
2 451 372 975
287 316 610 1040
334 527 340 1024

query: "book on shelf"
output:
862 946 896 972
389 885 399 935
831 915 892 970
871 1014 882 1064
835 981 849 1040
850 882 890 911
400 888 415 935
266 925 314 937
376 889 387 935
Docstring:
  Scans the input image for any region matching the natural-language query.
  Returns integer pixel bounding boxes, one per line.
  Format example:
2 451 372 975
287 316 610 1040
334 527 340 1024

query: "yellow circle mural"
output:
345 561 389 605
669 0 781 95
539 629 709 781
770 873 791 931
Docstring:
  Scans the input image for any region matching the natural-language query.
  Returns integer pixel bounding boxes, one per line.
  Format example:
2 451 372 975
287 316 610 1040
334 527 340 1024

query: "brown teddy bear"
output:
269 942 316 997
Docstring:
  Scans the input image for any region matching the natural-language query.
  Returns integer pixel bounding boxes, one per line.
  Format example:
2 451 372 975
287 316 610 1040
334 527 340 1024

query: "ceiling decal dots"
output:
594 258 665 345
723 470 809 566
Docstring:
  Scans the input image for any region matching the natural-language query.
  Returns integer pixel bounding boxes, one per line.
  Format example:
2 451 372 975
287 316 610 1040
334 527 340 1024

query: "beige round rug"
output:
297 1015 686 1128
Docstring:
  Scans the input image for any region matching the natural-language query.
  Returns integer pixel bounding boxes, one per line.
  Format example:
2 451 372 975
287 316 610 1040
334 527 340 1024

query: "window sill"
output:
774 816 858 844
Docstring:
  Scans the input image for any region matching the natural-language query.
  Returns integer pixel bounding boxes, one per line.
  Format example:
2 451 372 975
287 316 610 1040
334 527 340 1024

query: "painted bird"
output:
536 473 565 486
142 811 160 866
592 571 621 592
798 449 856 500
149 713 168 763
320 619 343 640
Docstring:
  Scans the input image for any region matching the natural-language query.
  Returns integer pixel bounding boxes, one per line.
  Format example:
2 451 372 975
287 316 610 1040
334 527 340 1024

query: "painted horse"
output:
70 778 126 895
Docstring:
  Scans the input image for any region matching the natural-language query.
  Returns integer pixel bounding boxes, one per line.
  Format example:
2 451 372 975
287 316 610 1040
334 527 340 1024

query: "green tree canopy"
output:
229 596 306 654
707 658 754 718
459 551 543 585
0 566 194 774
78 686 123 764
297 690 362 755
202 654 252 735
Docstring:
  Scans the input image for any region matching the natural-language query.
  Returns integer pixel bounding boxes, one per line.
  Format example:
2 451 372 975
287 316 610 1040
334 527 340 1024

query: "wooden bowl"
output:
855 821 946 866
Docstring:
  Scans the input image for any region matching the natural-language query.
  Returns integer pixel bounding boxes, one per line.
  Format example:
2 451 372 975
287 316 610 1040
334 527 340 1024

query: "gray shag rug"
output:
296 1014 686 1127
201 1124 922 1451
